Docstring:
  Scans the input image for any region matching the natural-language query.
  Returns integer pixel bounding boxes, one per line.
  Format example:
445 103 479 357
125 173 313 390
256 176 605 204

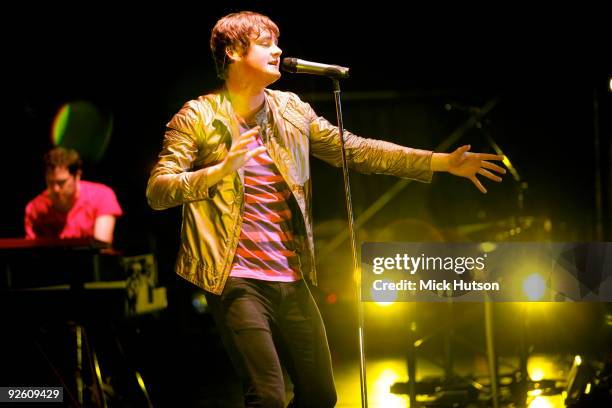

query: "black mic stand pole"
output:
332 78 368 408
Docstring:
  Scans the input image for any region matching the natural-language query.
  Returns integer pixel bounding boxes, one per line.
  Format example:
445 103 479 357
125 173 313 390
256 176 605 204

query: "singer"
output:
147 10 506 408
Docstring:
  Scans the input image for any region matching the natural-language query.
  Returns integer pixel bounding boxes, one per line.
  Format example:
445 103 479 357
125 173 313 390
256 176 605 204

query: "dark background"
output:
4 3 611 236
2 2 611 406
5 2 611 289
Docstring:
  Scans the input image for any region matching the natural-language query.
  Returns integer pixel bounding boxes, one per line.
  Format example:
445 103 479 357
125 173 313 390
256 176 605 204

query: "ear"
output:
75 169 82 181
225 46 241 63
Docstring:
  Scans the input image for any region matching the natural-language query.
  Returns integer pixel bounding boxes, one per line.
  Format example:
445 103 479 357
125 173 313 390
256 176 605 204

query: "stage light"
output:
530 368 545 381
371 365 407 408
51 100 113 162
528 389 543 396
528 396 553 408
374 301 395 307
528 355 557 383
370 280 398 305
325 293 338 305
136 372 146 393
52 104 70 144
479 242 497 253
502 155 512 169
523 273 546 301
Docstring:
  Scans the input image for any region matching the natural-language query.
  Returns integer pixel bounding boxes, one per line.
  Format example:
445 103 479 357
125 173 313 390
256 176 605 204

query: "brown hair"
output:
210 11 279 80
44 147 82 175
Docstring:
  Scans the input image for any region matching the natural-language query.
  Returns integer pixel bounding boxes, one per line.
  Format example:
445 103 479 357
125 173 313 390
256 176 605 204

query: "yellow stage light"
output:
523 273 546 301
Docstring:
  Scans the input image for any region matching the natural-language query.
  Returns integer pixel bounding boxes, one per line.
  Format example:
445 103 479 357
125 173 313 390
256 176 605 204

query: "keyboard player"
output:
24 147 122 244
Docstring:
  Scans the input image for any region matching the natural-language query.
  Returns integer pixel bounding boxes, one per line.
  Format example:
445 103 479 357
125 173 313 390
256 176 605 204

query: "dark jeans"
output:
205 277 337 408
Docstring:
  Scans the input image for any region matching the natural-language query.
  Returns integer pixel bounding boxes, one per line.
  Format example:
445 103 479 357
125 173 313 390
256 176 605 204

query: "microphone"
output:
281 57 350 79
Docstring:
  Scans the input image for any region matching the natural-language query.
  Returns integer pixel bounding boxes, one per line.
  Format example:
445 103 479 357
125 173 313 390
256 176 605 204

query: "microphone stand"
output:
332 78 368 408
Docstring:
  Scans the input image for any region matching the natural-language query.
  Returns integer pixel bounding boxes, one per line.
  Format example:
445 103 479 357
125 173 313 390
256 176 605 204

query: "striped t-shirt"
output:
229 105 301 282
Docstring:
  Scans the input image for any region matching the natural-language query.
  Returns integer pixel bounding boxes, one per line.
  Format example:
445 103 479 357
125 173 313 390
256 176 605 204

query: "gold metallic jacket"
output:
147 89 433 294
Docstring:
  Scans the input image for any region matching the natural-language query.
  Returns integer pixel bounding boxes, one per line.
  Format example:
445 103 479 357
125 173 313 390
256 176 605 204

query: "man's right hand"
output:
196 127 268 193
221 126 268 174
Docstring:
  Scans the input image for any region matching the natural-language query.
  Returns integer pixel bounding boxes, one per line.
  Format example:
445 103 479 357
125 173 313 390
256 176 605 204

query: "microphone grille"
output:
281 58 298 72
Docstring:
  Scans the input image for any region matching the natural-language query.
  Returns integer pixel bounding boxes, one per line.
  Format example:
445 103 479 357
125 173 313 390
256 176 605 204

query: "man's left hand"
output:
446 145 506 193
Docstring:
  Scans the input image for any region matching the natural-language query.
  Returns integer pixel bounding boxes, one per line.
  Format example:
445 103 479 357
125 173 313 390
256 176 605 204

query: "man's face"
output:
46 166 80 211
236 30 282 84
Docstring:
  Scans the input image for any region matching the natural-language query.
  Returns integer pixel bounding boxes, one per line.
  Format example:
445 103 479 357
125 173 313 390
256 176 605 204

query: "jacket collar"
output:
211 87 290 127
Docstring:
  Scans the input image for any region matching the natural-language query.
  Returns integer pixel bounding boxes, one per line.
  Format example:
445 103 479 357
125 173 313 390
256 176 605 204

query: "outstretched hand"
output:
447 145 506 193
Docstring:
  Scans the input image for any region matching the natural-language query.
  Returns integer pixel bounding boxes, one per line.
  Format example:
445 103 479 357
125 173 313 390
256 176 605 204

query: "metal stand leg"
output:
72 322 107 407
111 328 154 408
444 301 455 381
332 78 368 408
518 304 529 408
75 324 84 405
407 303 417 407
484 301 500 408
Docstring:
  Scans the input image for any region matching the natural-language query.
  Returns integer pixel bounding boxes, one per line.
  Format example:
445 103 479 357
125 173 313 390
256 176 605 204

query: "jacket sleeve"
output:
146 102 214 210
298 97 433 182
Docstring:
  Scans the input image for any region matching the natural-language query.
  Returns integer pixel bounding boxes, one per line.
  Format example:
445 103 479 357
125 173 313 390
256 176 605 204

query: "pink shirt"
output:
229 135 301 282
25 180 122 239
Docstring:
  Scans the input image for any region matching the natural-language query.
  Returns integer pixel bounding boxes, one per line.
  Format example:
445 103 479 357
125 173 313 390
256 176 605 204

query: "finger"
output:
232 130 259 148
457 144 471 154
477 153 504 161
232 136 256 151
239 126 260 138
470 176 487 194
229 148 249 157
478 168 502 182
237 129 259 143
452 146 470 166
481 161 506 174
246 146 267 160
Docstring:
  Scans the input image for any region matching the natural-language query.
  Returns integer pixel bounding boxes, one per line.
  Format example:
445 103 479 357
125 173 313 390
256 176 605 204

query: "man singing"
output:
147 10 505 407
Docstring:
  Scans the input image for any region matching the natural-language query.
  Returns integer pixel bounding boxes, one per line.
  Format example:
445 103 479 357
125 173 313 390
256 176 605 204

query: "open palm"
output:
448 145 506 193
